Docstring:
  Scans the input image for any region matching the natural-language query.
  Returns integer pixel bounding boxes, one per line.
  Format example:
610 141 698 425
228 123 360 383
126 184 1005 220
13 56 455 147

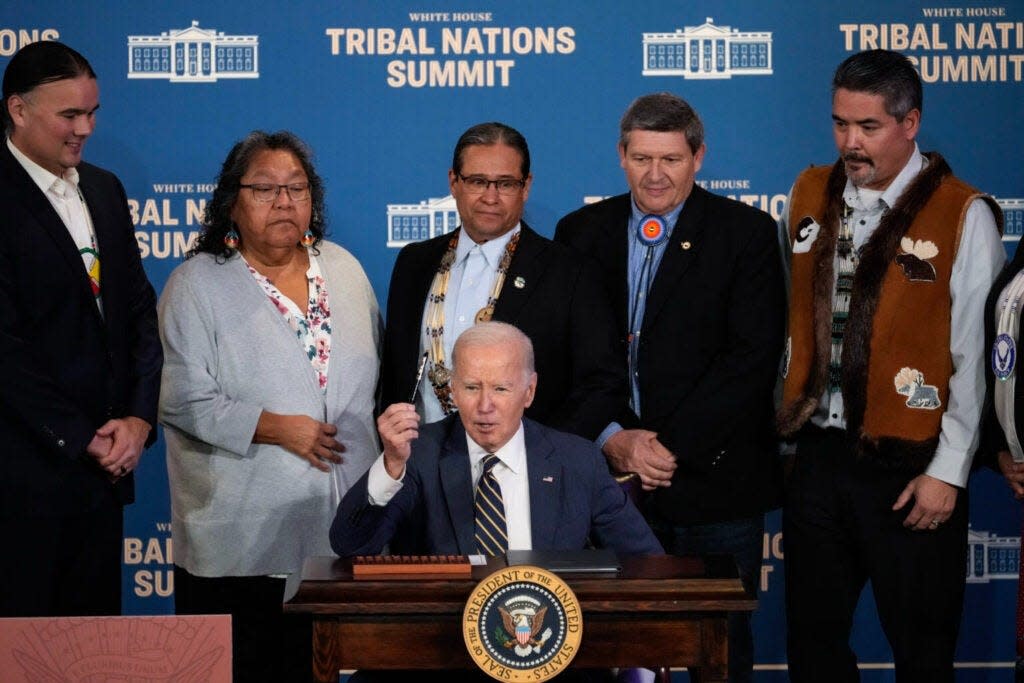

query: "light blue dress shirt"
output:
418 226 520 423
597 198 685 446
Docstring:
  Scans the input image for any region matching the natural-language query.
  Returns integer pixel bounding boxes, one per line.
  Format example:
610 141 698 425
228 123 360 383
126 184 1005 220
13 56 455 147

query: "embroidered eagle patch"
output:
895 238 938 282
993 333 1016 380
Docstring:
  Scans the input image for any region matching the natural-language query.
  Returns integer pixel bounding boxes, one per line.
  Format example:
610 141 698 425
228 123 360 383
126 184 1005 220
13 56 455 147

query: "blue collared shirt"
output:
625 199 685 415
597 198 685 446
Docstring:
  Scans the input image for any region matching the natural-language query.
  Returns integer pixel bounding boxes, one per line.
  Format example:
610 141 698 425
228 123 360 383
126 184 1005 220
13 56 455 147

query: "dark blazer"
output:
554 188 786 525
0 142 162 518
378 223 627 440
330 415 663 556
980 243 1024 462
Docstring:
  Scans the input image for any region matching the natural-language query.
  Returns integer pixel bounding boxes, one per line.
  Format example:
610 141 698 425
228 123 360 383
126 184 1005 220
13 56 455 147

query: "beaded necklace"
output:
424 228 522 413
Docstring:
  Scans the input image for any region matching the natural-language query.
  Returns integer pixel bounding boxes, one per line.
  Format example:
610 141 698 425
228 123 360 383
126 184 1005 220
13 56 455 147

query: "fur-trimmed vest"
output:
778 152 1002 472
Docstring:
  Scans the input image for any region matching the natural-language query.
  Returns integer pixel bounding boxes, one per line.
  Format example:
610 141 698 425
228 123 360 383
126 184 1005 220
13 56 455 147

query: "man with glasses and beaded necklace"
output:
378 122 626 446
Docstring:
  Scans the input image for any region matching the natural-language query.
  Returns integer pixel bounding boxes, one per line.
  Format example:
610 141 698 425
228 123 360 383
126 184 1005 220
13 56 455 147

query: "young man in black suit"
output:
0 42 162 616
554 92 786 683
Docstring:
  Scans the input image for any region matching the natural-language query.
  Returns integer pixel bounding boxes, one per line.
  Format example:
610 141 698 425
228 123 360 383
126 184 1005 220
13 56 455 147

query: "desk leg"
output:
312 620 341 683
688 617 728 683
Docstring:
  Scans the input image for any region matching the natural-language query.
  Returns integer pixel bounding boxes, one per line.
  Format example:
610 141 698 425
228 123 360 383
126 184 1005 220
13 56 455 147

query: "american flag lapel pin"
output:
542 476 554 483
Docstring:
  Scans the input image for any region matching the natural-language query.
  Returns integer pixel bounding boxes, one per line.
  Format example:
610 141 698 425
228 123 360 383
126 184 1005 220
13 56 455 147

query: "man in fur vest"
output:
777 49 1004 682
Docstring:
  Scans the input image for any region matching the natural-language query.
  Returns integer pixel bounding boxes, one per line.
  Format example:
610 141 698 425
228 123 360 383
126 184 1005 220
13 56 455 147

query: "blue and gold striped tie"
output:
474 453 508 555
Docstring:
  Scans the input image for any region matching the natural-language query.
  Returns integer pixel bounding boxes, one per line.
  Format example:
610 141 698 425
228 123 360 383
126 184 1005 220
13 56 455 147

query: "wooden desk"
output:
286 554 756 683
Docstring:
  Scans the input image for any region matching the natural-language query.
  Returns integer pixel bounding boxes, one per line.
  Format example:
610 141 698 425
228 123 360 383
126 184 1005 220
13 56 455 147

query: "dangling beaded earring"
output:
224 228 240 249
300 229 315 247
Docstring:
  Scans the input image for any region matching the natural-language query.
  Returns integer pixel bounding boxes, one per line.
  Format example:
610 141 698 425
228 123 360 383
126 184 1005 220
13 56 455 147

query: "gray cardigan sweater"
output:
159 242 380 596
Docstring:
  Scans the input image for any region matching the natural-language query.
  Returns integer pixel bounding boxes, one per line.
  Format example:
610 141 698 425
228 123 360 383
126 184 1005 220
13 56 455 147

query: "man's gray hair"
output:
452 322 536 377
619 91 704 154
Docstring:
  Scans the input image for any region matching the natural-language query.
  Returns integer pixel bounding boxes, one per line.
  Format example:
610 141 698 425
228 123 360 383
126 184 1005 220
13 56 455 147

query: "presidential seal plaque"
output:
462 565 583 682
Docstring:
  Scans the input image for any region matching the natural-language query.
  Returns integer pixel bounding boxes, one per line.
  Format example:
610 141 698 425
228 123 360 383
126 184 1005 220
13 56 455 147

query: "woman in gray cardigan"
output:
158 131 381 683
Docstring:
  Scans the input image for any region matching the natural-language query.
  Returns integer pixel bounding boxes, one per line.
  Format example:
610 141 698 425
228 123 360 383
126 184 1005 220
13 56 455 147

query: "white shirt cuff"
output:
366 453 405 506
925 443 972 488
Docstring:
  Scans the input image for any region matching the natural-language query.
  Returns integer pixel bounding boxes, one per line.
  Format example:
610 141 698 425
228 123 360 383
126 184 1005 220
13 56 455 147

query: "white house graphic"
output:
642 17 772 79
127 20 259 83
966 526 1020 583
998 197 1024 241
386 195 459 248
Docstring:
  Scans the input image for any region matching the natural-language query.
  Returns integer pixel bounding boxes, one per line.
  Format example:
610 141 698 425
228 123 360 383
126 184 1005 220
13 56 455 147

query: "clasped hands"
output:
602 428 676 491
86 416 151 481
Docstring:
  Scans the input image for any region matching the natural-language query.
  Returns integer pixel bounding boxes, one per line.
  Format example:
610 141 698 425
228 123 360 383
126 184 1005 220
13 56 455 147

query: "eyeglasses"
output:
456 174 526 196
239 183 311 203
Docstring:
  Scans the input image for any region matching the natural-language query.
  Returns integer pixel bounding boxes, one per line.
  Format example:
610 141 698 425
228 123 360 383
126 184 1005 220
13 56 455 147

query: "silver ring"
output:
929 519 940 528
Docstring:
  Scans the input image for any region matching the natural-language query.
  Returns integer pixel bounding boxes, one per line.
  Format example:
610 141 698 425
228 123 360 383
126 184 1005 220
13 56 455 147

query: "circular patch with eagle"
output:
462 565 582 681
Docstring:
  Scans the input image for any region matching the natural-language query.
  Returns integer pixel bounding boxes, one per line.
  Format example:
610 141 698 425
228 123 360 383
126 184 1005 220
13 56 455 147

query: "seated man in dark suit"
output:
331 321 661 559
332 322 661 681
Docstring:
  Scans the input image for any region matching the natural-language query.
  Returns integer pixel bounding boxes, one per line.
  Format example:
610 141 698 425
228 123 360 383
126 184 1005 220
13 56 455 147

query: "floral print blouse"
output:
244 252 331 391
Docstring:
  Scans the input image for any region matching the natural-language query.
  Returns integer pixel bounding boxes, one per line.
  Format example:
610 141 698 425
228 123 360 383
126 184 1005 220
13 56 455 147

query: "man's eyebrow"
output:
57 104 100 116
832 113 882 125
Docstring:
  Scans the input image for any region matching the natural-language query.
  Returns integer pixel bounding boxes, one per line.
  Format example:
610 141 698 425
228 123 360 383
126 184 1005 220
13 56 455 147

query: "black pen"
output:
410 351 429 403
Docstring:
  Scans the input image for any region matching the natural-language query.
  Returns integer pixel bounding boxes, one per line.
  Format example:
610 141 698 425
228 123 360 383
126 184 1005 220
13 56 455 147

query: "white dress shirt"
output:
7 137 102 313
366 421 533 550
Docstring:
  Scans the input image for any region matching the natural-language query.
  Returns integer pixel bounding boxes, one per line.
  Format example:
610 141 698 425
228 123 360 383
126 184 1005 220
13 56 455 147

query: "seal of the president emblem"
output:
462 565 582 681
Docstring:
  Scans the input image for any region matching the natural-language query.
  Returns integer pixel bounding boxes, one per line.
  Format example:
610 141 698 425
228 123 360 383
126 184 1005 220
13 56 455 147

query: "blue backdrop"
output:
3 1 1022 679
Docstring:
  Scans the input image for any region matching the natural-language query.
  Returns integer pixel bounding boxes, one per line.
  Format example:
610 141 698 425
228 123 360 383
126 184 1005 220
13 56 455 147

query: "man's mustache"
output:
843 153 873 165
